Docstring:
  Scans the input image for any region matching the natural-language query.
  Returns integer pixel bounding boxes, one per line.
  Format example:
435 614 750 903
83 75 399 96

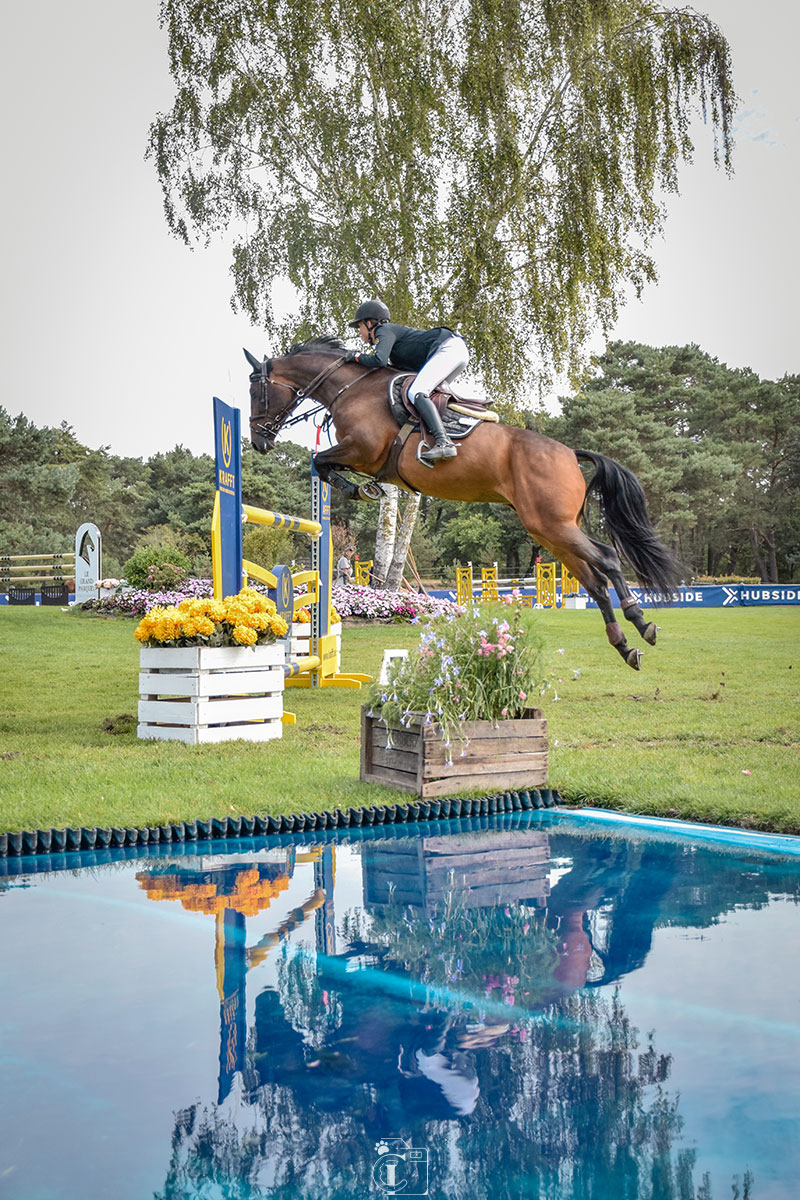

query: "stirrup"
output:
418 438 457 466
357 481 384 501
416 438 435 469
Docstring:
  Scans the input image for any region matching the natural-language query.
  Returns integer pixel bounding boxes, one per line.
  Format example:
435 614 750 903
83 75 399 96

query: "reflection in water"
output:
118 823 780 1199
136 851 329 1103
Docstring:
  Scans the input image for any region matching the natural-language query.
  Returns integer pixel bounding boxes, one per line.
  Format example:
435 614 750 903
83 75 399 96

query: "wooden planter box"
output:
138 643 285 745
360 707 547 798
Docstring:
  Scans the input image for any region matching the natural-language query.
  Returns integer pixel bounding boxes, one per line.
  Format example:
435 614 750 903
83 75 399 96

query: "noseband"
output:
248 353 366 443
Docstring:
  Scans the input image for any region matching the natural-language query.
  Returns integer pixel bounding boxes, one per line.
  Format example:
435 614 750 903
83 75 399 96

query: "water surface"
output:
1 812 799 1199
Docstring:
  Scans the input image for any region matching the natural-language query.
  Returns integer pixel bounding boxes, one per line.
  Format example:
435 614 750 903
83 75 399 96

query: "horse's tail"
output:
575 450 682 597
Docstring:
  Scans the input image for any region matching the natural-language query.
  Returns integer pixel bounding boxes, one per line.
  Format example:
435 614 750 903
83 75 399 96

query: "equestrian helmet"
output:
348 299 390 328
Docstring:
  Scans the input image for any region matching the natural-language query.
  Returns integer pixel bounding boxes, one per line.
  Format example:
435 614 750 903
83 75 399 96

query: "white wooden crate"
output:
137 642 285 744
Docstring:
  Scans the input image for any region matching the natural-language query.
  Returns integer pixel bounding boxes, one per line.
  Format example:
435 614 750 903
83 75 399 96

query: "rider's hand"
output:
342 350 359 363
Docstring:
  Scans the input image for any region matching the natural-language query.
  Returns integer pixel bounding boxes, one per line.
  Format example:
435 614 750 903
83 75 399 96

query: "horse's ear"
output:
243 348 263 373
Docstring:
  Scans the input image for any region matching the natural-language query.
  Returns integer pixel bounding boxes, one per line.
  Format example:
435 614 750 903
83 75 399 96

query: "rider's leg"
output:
410 336 469 398
409 336 469 465
413 392 458 463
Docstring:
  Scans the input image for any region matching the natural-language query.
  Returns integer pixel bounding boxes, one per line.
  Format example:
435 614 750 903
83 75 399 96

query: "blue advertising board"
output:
213 397 242 599
428 584 800 607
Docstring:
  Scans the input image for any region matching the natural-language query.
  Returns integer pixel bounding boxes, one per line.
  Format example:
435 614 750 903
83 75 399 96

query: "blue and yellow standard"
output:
211 398 370 703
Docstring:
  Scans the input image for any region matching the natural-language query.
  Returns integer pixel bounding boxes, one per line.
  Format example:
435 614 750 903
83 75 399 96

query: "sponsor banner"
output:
213 397 243 600
428 585 800 607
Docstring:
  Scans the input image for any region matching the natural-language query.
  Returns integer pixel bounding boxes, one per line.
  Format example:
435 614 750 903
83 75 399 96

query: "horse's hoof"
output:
643 622 658 646
358 482 384 501
625 648 642 670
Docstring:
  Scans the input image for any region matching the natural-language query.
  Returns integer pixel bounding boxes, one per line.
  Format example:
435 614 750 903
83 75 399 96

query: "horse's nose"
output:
251 432 275 454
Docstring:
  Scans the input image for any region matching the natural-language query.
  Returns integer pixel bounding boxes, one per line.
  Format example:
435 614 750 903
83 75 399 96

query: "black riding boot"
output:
413 392 457 465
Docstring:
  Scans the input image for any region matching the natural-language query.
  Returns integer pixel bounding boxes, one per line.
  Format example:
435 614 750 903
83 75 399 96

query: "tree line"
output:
1 340 796 585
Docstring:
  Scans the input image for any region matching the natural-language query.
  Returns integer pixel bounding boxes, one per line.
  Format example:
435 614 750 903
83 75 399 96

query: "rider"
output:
346 300 469 465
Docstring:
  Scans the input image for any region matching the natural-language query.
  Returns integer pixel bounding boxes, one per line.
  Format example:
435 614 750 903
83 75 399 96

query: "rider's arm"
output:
354 323 397 368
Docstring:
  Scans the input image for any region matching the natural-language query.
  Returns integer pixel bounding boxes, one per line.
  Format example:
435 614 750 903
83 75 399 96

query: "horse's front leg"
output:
315 442 385 501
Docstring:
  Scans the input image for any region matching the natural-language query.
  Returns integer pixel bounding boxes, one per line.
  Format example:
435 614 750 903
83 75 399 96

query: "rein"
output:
249 353 372 441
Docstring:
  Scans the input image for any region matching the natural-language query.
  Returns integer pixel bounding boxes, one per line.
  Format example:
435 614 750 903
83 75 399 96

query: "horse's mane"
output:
286 335 348 357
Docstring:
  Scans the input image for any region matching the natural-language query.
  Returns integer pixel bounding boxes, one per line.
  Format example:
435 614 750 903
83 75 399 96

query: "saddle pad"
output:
388 375 483 440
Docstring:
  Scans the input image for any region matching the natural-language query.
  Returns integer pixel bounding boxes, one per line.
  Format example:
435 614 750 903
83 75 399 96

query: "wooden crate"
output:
138 643 285 745
360 707 547 798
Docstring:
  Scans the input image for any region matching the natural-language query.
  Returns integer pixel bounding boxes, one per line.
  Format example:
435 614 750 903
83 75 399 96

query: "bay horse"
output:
245 337 681 670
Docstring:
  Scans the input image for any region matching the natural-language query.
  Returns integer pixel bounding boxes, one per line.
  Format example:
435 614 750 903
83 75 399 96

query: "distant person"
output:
336 547 354 586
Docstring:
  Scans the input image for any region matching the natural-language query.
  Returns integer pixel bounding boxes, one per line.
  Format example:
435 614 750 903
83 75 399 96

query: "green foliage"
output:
437 510 505 567
123 545 192 588
0 406 319 578
242 524 295 570
354 896 560 1009
149 0 735 395
546 342 800 581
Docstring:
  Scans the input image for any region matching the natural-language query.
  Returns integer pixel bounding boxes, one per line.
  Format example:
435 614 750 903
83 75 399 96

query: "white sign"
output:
379 649 409 684
74 522 102 603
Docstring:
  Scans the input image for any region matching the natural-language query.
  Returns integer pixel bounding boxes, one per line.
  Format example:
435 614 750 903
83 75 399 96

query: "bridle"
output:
248 352 368 444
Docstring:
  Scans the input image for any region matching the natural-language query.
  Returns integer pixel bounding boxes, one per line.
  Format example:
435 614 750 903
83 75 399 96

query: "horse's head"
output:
245 347 282 454
245 338 351 454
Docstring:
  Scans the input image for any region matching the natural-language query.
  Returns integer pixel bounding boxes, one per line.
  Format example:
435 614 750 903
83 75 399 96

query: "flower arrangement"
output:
290 604 340 625
134 587 288 648
82 577 214 616
333 582 460 623
94 578 124 592
368 600 545 746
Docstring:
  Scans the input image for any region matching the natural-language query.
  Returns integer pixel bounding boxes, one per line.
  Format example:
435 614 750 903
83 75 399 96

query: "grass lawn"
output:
0 604 798 834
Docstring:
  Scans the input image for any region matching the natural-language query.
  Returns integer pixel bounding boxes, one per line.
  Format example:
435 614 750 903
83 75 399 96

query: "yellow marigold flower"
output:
239 587 267 611
295 607 311 624
196 616 215 636
232 624 258 645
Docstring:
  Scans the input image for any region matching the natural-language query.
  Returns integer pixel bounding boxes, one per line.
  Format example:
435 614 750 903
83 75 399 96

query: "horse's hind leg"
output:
558 549 643 670
585 536 659 646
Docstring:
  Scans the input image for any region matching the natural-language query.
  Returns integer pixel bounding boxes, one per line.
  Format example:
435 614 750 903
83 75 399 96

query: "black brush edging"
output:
0 790 562 858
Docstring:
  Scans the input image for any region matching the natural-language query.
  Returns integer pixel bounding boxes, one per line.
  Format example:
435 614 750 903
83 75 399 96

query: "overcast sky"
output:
1 0 797 462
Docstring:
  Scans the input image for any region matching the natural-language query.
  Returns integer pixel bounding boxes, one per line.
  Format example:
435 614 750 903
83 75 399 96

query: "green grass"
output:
0 605 798 834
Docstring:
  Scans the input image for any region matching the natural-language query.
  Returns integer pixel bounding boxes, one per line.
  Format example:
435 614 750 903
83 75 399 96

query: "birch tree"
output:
150 0 735 577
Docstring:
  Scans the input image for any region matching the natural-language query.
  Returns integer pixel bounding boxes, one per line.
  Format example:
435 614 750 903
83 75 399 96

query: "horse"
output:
245 337 681 670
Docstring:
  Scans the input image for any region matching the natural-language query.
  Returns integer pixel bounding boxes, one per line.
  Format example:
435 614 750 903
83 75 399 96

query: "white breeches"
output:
409 335 469 399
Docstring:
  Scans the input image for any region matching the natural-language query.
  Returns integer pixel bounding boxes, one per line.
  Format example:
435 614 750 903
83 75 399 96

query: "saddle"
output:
376 375 498 491
388 374 498 442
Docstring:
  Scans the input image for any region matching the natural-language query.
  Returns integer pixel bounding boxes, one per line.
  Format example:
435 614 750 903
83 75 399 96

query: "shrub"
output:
123 546 192 589
692 575 761 585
